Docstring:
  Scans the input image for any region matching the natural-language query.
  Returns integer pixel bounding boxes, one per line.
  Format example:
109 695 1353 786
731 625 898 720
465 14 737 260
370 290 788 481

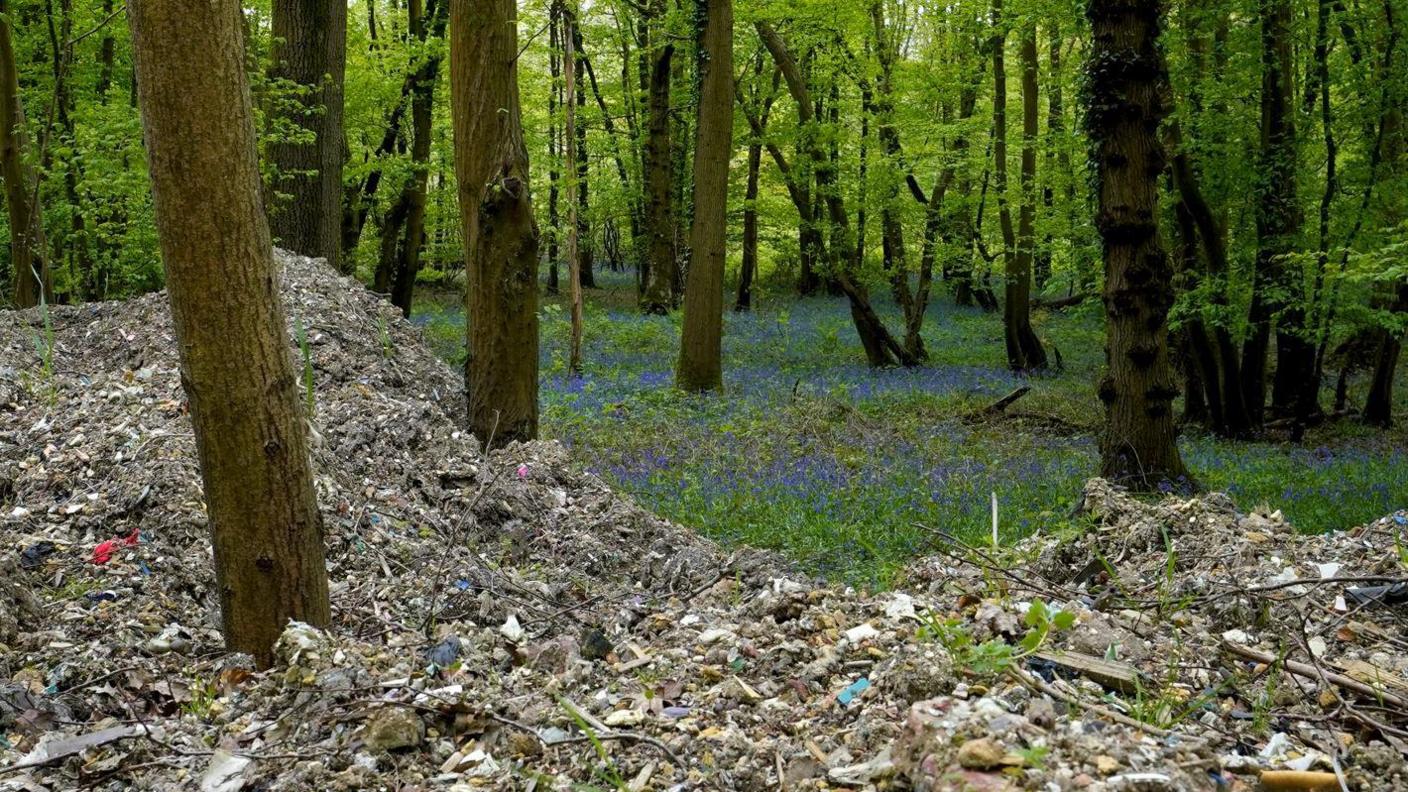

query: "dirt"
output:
1 253 1404 791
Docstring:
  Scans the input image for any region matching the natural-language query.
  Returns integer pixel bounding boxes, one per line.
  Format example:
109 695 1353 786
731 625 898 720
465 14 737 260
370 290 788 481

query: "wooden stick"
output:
1223 642 1408 710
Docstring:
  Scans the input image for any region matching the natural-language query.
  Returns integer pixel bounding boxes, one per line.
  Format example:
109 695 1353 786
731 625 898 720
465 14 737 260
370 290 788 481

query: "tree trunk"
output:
1363 283 1407 427
1087 0 1192 489
387 0 440 317
738 139 761 312
546 6 561 296
564 5 584 374
97 0 115 99
756 21 916 367
676 0 732 391
451 0 540 446
127 0 330 667
871 1 925 361
1 0 48 308
267 0 347 273
1000 16 1048 371
640 0 674 314
1243 0 1311 425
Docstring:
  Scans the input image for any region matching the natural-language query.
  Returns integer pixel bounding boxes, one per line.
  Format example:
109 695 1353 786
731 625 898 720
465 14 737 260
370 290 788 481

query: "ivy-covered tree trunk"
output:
388 0 442 317
676 0 733 392
546 6 562 296
451 0 540 446
1087 0 1192 489
1 0 49 308
639 0 674 314
267 0 347 273
128 0 331 667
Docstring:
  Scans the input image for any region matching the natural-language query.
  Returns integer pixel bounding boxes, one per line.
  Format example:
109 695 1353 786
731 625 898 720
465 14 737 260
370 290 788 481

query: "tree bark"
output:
737 61 777 312
451 0 540 446
639 0 674 314
572 28 596 290
676 0 732 392
1363 283 1406 427
267 0 347 273
565 4 583 374
1243 0 1313 425
996 8 1047 371
387 0 439 317
1087 0 1192 489
547 5 562 296
1 0 48 308
127 0 330 667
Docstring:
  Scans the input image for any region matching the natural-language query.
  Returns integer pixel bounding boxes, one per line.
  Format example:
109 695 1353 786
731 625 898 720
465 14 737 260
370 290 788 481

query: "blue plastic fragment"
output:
836 677 871 706
1395 514 1407 526
138 561 151 577
454 579 471 591
662 706 692 719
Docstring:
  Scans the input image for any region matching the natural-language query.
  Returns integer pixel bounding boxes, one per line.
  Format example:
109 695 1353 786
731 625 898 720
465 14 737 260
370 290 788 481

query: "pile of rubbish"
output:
2 254 1404 791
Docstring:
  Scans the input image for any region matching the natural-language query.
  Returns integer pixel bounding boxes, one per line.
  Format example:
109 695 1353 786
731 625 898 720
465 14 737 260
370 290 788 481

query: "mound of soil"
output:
1 254 1403 790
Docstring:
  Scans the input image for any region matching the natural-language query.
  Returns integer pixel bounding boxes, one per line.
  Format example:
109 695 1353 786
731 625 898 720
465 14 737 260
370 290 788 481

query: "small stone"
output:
603 708 644 727
1095 755 1119 775
362 707 425 753
845 623 880 643
957 737 1006 770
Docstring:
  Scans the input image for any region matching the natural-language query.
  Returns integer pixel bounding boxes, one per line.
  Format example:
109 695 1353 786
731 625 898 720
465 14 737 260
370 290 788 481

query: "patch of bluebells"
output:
416 285 1407 588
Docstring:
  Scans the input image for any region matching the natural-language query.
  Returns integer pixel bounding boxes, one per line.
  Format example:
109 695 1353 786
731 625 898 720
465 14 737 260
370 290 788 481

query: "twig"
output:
1223 641 1408 711
488 713 685 769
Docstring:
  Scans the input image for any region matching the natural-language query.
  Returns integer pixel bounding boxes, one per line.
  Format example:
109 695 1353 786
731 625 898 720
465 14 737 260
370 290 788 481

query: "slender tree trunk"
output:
1087 0 1192 489
546 5 561 296
756 21 915 367
1244 0 1312 425
640 0 674 313
573 33 596 291
736 63 776 312
451 0 540 446
677 0 732 391
997 11 1047 371
127 0 330 667
565 5 584 374
267 0 347 273
97 0 115 99
388 0 438 317
1 0 48 308
1363 283 1406 427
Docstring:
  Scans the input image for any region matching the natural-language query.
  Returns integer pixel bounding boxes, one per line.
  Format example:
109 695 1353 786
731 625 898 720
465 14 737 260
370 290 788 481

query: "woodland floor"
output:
415 269 1408 589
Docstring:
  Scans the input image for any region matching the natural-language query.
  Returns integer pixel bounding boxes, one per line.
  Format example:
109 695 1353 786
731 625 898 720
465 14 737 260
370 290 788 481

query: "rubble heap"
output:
1 254 1404 791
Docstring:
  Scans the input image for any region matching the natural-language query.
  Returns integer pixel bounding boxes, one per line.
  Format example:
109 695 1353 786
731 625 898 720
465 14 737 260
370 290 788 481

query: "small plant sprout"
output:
295 317 315 416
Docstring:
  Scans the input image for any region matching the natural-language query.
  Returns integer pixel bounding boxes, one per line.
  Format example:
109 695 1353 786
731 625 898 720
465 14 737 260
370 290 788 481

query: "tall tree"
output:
736 57 778 311
451 0 540 445
676 0 733 391
639 0 675 314
267 0 347 273
127 0 331 666
1087 0 1191 488
993 0 1047 371
565 2 584 375
1242 0 1311 425
1 0 49 308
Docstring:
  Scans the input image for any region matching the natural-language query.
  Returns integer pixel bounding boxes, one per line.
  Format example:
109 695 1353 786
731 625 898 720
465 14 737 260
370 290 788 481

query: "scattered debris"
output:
2 254 1404 789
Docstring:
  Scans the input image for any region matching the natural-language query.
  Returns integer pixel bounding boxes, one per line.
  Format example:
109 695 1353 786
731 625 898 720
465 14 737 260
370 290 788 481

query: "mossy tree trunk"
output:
127 0 331 667
640 0 675 314
451 0 540 446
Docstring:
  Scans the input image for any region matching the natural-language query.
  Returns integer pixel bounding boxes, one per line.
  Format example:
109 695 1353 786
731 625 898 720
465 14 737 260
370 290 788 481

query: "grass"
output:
415 269 1408 589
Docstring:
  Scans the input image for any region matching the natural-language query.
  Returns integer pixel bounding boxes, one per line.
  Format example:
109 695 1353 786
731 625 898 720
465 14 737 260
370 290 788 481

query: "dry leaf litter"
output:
1 253 1405 791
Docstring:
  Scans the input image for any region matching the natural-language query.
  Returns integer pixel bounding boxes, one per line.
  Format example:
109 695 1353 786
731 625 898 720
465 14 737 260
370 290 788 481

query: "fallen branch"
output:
1033 293 1089 310
964 385 1031 421
1223 641 1408 710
